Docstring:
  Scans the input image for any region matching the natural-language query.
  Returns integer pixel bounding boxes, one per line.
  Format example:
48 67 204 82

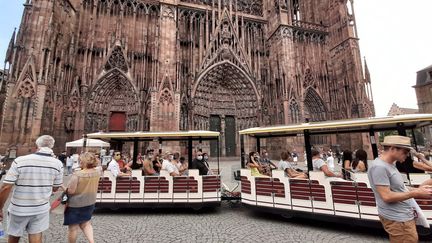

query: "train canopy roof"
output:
239 114 432 138
87 130 220 141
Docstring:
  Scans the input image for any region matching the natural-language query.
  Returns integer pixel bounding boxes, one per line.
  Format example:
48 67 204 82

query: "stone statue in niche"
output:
64 115 74 132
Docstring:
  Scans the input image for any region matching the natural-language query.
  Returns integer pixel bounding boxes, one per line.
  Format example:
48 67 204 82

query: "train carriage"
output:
238 114 432 232
85 130 222 209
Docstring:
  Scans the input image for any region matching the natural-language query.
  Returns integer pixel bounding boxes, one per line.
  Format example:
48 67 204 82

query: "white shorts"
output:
7 212 49 237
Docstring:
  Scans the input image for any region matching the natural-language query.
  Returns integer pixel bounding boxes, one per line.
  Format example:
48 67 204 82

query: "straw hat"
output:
381 135 412 150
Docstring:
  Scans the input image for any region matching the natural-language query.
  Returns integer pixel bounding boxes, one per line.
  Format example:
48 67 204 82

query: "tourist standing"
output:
58 151 67 166
368 135 432 243
66 154 74 175
107 151 131 177
0 135 63 243
259 149 277 176
63 152 101 243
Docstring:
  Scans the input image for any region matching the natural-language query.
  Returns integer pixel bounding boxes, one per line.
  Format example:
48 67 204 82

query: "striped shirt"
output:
3 152 63 216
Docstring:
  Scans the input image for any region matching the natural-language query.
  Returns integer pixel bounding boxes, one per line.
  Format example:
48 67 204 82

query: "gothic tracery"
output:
0 0 375 155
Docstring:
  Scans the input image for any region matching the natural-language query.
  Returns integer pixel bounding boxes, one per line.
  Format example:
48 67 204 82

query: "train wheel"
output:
281 213 293 219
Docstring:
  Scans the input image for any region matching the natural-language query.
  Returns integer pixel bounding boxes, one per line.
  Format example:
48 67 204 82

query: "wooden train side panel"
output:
240 175 255 205
255 177 274 207
309 180 332 214
330 181 360 218
202 176 220 192
114 177 141 202
97 177 113 202
173 177 199 202
356 182 378 220
416 198 432 223
271 176 290 210
290 179 312 212
143 177 170 203
241 176 251 194
272 179 286 198
202 175 220 203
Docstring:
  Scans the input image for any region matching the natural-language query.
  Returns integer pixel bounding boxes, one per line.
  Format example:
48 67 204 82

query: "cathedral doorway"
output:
304 88 328 144
192 61 259 156
109 112 126 131
85 69 139 133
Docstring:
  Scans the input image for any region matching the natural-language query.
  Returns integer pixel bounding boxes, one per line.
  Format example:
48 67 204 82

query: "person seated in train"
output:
291 149 299 165
311 149 341 178
161 151 180 176
326 152 335 170
178 156 188 176
143 149 159 176
259 149 277 176
341 150 353 180
278 151 307 179
123 154 134 172
410 149 432 171
203 153 214 175
246 152 268 177
351 149 368 173
152 154 162 174
107 151 132 177
131 153 144 170
190 151 210 175
396 149 432 174
173 152 188 175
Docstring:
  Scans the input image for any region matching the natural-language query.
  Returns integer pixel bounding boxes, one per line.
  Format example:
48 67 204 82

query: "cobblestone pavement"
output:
5 201 424 243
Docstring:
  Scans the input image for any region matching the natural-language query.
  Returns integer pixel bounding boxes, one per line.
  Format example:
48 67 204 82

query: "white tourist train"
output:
86 131 222 209
84 114 432 234
239 114 432 232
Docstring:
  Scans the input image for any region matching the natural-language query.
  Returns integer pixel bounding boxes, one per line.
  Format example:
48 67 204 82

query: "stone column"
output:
149 4 180 132
220 115 226 157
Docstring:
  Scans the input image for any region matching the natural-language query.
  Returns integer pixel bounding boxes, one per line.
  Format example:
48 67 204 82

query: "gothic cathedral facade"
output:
0 0 374 156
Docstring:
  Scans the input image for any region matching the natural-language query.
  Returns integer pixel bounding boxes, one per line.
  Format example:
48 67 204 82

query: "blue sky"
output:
0 1 23 64
0 1 431 117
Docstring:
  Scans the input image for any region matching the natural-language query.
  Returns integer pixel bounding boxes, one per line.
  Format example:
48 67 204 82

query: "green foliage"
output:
378 129 425 146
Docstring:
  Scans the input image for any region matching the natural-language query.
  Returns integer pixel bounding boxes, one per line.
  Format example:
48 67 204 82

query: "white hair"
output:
35 135 55 148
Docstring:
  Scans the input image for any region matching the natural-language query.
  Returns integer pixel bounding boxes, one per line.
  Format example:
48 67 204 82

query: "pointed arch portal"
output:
304 88 328 145
304 88 327 122
192 61 259 156
85 69 139 133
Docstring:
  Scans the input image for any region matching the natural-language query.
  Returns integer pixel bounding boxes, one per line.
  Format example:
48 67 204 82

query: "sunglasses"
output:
396 148 410 155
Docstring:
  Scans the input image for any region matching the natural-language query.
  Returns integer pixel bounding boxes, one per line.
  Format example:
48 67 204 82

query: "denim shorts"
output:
63 204 95 225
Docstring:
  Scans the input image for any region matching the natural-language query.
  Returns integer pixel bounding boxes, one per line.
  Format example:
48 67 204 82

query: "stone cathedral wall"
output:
0 0 374 157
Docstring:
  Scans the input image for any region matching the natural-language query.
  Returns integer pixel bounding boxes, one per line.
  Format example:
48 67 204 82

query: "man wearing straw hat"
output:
368 135 432 243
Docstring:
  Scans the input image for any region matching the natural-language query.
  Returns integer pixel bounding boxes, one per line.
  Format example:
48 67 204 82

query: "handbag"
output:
50 189 69 215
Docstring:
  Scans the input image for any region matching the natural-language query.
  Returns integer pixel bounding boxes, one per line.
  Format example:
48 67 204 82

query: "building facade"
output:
414 64 432 147
415 65 432 114
0 0 374 156
387 103 418 116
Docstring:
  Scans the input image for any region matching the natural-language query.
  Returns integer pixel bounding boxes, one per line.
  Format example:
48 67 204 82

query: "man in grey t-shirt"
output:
368 135 432 243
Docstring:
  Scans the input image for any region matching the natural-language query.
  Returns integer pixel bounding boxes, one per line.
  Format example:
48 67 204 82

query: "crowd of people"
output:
244 136 432 242
245 147 361 180
0 134 216 243
2 134 432 242
104 149 213 178
0 135 101 243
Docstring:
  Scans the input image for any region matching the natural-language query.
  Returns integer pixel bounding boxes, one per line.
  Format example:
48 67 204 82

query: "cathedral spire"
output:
5 28 16 64
364 57 371 83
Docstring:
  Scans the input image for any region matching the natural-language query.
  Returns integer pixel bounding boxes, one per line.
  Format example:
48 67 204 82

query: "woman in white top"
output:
278 151 307 179
311 149 340 178
66 154 74 175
